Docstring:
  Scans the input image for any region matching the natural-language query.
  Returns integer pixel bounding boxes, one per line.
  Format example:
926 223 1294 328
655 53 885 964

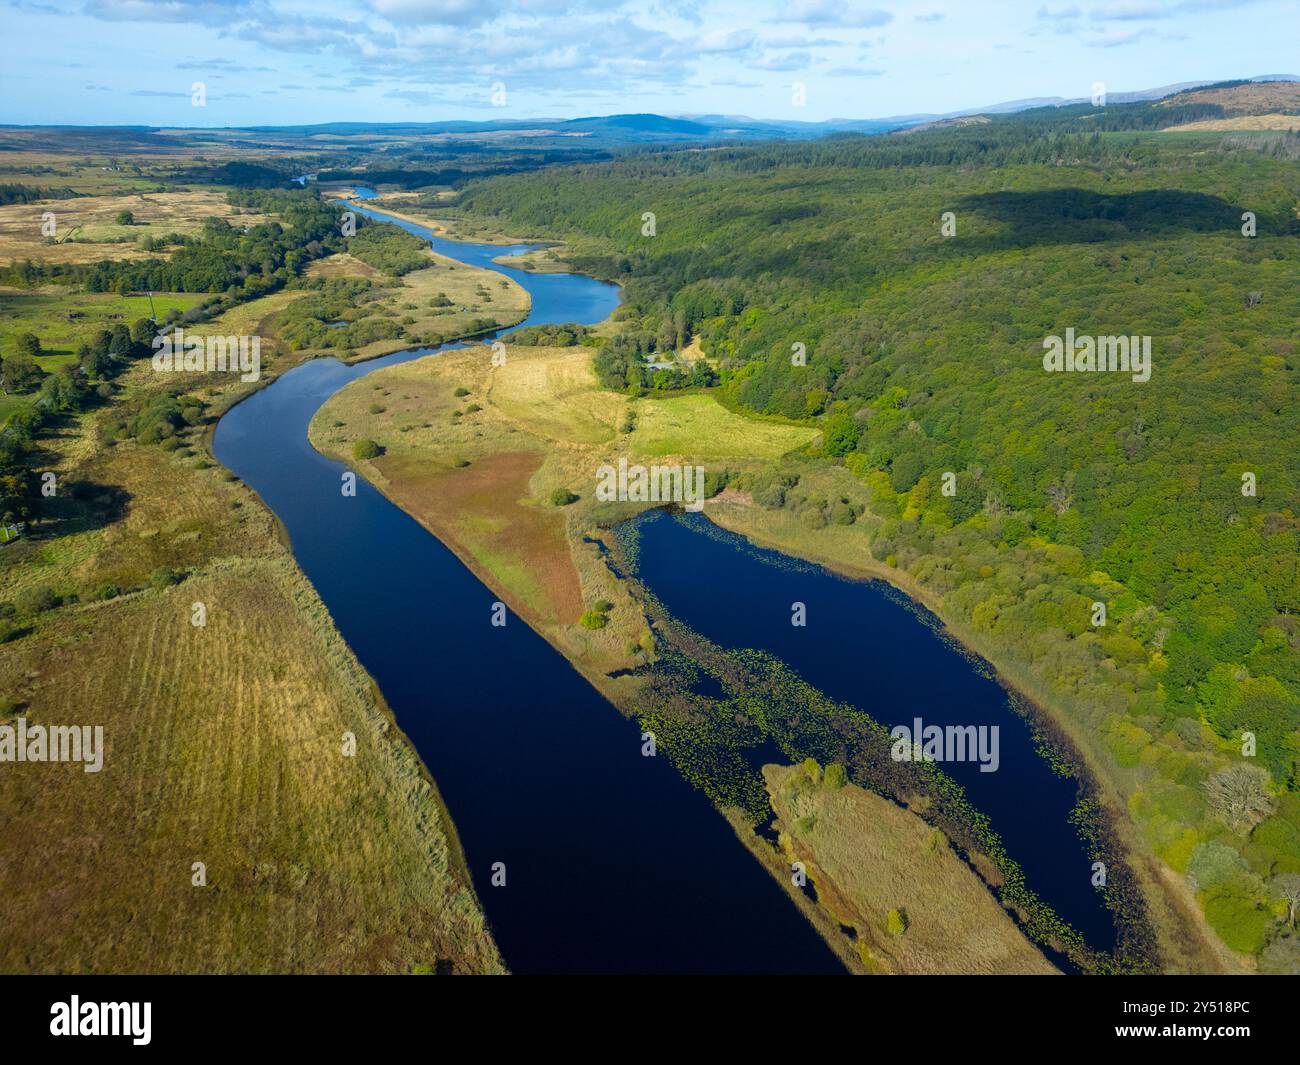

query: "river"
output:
213 191 844 974
215 189 1118 972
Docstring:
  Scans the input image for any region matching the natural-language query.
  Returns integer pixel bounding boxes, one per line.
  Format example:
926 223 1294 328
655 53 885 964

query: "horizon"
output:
2 0 1298 127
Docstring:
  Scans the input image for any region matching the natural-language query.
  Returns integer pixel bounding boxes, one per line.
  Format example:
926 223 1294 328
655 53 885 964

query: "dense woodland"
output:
461 110 1300 967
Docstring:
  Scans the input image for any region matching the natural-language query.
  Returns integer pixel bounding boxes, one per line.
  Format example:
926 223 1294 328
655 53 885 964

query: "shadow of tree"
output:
36 479 131 539
953 187 1248 249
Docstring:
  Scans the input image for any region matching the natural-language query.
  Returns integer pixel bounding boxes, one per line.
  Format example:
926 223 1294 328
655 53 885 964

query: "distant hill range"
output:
2 76 1296 156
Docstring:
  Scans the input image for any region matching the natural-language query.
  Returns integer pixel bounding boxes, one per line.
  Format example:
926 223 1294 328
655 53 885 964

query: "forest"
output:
457 113 1300 968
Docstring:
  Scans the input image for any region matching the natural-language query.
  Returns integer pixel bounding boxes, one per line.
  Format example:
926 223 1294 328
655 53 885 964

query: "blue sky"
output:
2 0 1296 125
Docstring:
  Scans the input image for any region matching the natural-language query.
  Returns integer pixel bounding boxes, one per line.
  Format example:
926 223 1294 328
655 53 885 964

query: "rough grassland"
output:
0 190 275 265
293 248 530 363
0 249 503 972
310 343 817 693
764 763 1059 975
0 558 501 974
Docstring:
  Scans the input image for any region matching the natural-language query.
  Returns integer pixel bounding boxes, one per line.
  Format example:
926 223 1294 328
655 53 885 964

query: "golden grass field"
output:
1164 114 1300 132
764 762 1059 975
0 557 501 974
0 190 275 265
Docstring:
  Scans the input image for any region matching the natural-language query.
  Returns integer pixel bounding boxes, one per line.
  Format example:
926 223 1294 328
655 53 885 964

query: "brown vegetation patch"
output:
374 449 583 627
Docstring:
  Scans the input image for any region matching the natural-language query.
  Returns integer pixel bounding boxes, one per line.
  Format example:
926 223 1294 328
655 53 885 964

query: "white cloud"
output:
774 2 893 28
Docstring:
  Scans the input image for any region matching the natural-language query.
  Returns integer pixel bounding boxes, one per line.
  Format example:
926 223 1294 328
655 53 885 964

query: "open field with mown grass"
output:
763 762 1059 974
0 289 202 360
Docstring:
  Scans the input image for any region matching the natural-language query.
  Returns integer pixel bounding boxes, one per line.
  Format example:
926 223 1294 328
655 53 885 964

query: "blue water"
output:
214 198 843 974
630 510 1118 953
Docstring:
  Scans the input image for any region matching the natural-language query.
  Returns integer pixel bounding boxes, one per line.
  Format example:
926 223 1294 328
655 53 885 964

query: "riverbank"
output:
701 495 1250 976
0 218 511 974
312 336 1138 970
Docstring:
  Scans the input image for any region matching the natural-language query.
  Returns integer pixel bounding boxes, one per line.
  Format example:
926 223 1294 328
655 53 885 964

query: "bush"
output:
824 762 848 788
15 585 58 617
92 583 121 602
453 387 470 397
353 439 382 460
368 403 386 414
885 908 908 936
550 488 579 506
149 567 181 589
579 610 608 630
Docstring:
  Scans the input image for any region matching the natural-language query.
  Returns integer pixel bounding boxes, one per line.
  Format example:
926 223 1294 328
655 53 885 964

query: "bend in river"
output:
216 191 1117 972
214 193 842 974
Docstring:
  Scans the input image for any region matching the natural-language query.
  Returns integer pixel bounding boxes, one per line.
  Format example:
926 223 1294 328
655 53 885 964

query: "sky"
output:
1 0 1297 126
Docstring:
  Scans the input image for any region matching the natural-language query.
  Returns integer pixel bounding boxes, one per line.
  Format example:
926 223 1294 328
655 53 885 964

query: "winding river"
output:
215 190 1116 972
214 192 843 974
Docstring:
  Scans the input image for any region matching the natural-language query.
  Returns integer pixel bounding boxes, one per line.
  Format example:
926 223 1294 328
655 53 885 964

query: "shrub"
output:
824 762 848 788
802 757 822 784
579 610 607 630
149 567 181 589
15 585 58 617
453 387 470 397
92 583 121 602
885 908 908 936
550 488 579 506
1202 888 1271 954
353 439 382 460
368 403 385 414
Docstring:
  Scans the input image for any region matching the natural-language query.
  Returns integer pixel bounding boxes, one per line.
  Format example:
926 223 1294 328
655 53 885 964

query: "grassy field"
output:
0 289 202 359
290 248 530 362
764 762 1059 975
0 204 505 972
0 557 501 974
0 190 275 265
310 342 817 693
